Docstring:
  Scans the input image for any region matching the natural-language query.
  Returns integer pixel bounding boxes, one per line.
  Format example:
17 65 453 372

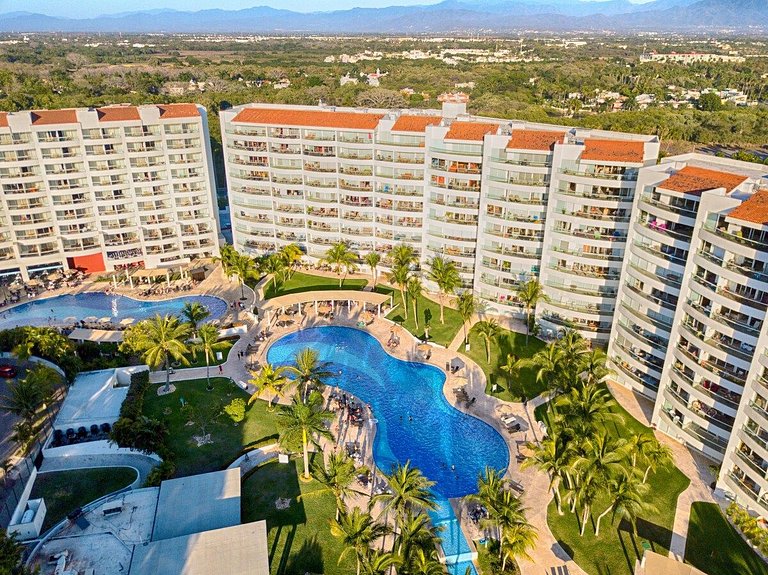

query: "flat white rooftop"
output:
151 468 241 542
54 369 126 431
130 520 270 575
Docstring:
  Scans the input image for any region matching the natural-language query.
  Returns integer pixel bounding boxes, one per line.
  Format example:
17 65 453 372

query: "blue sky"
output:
1 0 654 18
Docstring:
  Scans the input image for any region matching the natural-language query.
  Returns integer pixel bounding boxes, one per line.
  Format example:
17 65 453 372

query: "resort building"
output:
606 153 768 514
0 104 219 279
220 102 658 343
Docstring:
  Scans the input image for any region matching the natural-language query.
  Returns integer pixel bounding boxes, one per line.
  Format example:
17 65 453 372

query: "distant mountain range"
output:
0 0 765 33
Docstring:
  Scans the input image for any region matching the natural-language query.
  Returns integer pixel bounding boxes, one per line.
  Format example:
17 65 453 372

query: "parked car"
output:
0 365 17 378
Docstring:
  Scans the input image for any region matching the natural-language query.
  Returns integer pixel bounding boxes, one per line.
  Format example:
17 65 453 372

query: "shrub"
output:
144 460 177 487
224 398 246 424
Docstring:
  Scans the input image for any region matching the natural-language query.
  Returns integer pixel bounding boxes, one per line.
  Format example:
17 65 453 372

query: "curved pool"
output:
267 326 509 499
0 292 228 330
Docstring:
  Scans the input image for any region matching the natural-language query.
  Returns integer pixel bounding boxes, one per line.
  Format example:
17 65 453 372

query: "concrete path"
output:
607 382 717 560
39 453 159 486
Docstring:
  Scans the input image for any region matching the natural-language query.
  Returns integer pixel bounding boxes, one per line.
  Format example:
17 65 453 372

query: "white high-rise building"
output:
0 104 219 279
220 102 659 344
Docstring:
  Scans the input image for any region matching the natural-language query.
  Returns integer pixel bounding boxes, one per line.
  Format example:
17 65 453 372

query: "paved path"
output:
607 382 717 560
39 453 159 486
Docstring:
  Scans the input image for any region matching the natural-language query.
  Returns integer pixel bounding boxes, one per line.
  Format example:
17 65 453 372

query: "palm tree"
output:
580 348 610 386
123 314 191 392
309 451 364 520
626 433 656 468
426 256 460 325
181 301 210 336
522 343 564 396
640 440 673 484
231 252 257 299
285 347 335 403
456 291 477 347
515 279 548 344
408 547 445 575
249 363 289 410
374 461 437 520
331 508 390 575
364 252 382 285
393 511 442 567
279 243 304 271
359 550 400 575
558 330 590 383
0 377 44 433
574 433 629 535
594 470 652 536
324 242 359 287
521 428 573 515
475 319 499 363
405 276 423 329
500 521 538 572
388 244 417 270
556 383 623 436
466 467 506 542
387 263 411 320
195 323 228 391
276 391 334 479
214 243 238 278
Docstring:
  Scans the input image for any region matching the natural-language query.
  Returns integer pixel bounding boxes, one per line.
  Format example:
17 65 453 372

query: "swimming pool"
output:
266 326 510 499
0 292 228 330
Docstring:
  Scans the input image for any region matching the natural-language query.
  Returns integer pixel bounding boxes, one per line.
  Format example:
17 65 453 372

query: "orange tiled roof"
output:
157 103 200 119
31 109 78 126
660 165 748 195
729 190 768 225
97 106 141 122
444 121 498 141
391 115 442 133
0 112 7 128
581 138 645 163
233 107 383 130
507 129 565 151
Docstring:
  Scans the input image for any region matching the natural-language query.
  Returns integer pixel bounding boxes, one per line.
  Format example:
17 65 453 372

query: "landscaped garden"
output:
142 377 280 477
263 271 368 299
30 467 137 531
241 456 354 575
375 284 464 347
685 501 768 575
532 371 690 575
464 323 547 401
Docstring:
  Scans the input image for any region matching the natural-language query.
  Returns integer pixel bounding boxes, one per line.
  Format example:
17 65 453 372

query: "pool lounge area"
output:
267 326 511 572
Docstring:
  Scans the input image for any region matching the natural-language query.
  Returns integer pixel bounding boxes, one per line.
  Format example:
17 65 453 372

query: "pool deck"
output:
240 302 585 575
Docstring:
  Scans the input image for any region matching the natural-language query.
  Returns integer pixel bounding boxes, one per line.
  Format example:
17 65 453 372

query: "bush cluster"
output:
726 502 768 555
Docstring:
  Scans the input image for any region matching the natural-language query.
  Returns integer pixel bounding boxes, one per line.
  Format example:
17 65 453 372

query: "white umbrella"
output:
97 316 112 324
83 316 98 323
120 318 136 326
63 316 77 323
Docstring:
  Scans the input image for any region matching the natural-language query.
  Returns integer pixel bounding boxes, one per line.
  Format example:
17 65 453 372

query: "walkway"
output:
607 382 717 560
39 453 159 486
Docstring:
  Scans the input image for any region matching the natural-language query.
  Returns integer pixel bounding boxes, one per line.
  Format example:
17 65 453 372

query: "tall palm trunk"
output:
412 297 418 328
525 305 531 345
580 505 591 536
399 288 407 319
302 427 310 479
594 504 613 537
164 355 171 392
205 349 212 391
439 293 445 324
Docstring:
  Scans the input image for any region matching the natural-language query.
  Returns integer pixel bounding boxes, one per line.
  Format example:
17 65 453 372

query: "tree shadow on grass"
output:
283 534 324 575
614 517 673 573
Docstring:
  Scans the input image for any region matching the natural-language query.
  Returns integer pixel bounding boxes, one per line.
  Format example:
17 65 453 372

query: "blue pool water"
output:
267 326 509 498
0 292 228 329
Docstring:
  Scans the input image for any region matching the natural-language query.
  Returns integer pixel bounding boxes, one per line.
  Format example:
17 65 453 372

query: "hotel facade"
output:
220 102 660 346
0 103 219 279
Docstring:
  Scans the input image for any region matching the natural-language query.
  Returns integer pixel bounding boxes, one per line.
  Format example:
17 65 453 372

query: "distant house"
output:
273 78 291 90
340 73 358 86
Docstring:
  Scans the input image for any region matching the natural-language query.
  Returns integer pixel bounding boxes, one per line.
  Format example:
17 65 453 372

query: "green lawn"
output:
464 325 547 401
181 337 236 368
539 395 691 575
242 456 355 575
264 271 368 299
30 467 137 532
375 285 464 347
685 502 768 575
143 377 281 477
